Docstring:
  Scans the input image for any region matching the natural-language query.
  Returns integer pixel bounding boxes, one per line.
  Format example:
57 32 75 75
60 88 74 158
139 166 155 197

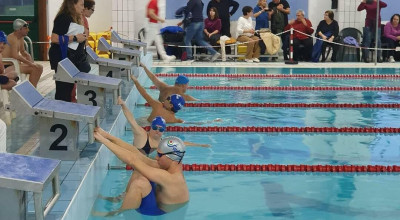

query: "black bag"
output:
162 32 185 43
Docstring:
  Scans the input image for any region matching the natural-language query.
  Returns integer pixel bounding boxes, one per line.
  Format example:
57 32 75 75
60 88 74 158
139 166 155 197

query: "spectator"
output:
237 6 260 63
2 19 42 87
384 14 400 63
204 7 222 46
357 0 387 63
207 0 239 38
181 0 220 62
268 0 290 60
82 0 95 36
49 0 90 102
315 10 339 62
207 0 239 55
146 0 176 62
0 31 17 91
284 10 314 61
254 0 271 56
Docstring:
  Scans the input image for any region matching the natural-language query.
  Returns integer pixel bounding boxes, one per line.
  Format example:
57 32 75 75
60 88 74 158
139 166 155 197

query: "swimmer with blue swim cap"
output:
130 74 186 123
93 129 190 216
140 62 199 102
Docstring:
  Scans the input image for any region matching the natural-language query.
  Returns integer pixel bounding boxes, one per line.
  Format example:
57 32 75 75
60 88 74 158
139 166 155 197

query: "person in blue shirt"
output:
254 0 271 57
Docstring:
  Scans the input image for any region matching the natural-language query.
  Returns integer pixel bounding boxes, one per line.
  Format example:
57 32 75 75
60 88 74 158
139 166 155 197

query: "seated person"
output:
237 6 261 63
315 10 339 62
254 0 271 55
284 9 314 61
384 14 400 63
140 62 198 102
0 31 18 91
131 74 185 123
93 128 189 216
2 19 42 87
204 7 222 46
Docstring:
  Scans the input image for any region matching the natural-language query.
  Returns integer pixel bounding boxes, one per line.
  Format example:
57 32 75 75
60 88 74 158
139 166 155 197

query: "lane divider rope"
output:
142 126 400 133
155 73 400 79
143 102 400 108
149 85 400 91
122 164 400 173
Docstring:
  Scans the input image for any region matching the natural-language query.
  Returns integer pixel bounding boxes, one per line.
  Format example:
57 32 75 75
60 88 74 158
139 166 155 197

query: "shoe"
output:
183 59 194 63
210 52 221 62
389 56 395 63
252 58 260 63
245 59 253 63
163 55 176 63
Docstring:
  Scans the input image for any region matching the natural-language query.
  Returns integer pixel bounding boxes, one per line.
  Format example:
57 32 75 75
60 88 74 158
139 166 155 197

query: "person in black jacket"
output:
207 0 239 37
315 10 339 62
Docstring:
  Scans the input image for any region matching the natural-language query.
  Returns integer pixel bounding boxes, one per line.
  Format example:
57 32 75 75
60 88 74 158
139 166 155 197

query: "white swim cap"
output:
158 136 185 163
13 19 28 31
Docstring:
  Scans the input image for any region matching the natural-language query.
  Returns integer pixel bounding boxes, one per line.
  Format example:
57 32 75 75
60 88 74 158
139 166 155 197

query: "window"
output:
0 0 35 17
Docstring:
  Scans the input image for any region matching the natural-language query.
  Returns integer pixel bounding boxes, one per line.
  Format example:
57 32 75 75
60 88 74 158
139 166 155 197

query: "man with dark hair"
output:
268 0 290 60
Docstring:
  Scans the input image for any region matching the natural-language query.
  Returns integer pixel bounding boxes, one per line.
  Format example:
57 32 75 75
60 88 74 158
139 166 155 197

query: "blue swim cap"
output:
175 75 189 85
0 31 8 44
169 94 185 112
151 116 166 129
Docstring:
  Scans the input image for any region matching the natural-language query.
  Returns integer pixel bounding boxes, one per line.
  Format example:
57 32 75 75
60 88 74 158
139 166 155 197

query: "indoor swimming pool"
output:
85 67 400 220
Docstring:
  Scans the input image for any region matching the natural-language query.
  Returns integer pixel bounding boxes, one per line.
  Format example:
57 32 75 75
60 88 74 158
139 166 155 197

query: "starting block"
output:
111 30 147 55
0 153 60 220
97 37 141 65
54 58 122 116
10 81 100 160
86 47 137 80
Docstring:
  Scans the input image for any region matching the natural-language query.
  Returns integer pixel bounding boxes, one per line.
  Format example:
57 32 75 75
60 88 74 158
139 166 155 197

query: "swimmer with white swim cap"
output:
93 129 190 217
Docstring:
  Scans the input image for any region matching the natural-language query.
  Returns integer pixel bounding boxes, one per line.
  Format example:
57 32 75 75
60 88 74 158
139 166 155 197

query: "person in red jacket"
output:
284 9 314 61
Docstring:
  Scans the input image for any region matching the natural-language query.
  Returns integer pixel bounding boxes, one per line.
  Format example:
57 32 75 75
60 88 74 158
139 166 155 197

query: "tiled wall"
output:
112 0 146 41
337 0 366 32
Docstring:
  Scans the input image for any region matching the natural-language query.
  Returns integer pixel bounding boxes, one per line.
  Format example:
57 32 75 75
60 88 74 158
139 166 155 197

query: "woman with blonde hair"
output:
49 0 90 102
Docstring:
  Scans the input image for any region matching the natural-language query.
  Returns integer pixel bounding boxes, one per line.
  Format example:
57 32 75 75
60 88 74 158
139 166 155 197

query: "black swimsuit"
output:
141 134 154 155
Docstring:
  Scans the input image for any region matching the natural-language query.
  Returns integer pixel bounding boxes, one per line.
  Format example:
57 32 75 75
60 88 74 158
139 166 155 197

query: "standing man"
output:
207 0 239 54
2 19 42 87
268 0 290 60
146 0 176 62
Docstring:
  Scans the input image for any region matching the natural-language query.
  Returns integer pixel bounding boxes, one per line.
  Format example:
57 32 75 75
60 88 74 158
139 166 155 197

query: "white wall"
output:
308 0 332 31
47 0 112 35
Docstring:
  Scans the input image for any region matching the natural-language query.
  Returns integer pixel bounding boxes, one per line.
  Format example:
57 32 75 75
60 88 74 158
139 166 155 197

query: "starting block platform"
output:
97 37 141 65
86 47 136 80
111 30 147 55
0 153 60 220
55 58 122 116
10 81 100 160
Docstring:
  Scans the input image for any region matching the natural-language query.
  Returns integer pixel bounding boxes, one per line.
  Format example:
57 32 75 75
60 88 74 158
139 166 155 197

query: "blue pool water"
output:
88 67 400 219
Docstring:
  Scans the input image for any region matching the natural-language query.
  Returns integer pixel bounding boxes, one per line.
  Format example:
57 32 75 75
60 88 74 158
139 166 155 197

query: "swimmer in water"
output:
140 62 198 102
131 74 185 123
93 131 189 216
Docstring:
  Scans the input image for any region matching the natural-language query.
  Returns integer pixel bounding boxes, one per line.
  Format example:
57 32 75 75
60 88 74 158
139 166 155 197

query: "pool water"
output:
88 67 400 220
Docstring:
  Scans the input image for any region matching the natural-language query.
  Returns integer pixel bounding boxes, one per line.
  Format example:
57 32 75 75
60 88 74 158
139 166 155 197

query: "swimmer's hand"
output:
139 62 146 68
200 144 211 148
130 74 138 82
214 118 222 122
117 96 125 105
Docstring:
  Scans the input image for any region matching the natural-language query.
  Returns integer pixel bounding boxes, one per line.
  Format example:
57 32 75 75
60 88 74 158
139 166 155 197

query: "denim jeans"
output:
184 22 217 59
362 26 381 59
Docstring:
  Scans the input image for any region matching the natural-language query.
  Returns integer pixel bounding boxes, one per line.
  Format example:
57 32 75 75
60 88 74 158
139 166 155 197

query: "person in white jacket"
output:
236 6 260 63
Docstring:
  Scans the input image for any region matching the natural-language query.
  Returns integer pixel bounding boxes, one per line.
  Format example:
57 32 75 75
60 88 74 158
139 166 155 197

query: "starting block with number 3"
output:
54 58 122 116
10 81 100 160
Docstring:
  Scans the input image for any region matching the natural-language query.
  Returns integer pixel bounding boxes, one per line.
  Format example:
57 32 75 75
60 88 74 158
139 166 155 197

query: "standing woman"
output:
357 0 387 63
204 7 222 46
49 0 89 102
82 0 95 36
254 0 271 56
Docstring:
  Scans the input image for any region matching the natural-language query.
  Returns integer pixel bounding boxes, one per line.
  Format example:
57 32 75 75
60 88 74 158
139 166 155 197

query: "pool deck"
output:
2 59 399 220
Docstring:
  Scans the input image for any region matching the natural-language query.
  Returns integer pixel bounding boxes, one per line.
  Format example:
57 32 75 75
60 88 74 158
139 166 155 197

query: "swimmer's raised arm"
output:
117 96 146 136
95 127 158 167
182 93 199 102
140 62 168 90
131 75 159 107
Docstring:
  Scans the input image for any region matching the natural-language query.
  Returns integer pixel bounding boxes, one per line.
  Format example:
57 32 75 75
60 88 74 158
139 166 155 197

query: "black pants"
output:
321 41 338 62
204 33 221 46
55 61 91 102
220 17 232 54
386 37 399 57
293 38 313 61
